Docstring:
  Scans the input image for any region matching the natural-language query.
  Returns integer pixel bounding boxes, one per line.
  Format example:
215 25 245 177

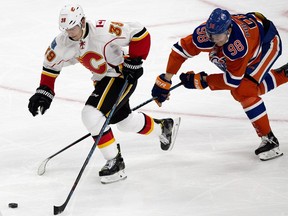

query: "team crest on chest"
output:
79 40 86 49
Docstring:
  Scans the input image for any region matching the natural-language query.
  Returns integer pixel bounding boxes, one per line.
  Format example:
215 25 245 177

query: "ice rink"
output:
1 0 288 215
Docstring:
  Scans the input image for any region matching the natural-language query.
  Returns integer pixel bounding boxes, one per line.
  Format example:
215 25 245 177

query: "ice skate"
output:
274 62 288 77
255 132 283 161
99 144 127 184
154 117 181 151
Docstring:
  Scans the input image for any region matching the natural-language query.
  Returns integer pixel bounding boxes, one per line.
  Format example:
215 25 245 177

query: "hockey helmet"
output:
59 4 85 30
206 8 231 35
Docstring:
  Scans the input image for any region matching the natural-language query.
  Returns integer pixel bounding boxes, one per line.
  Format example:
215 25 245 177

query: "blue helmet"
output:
206 8 232 35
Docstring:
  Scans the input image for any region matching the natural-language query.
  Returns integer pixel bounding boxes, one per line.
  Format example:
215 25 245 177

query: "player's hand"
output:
122 57 143 84
28 86 54 116
179 71 208 89
151 74 172 107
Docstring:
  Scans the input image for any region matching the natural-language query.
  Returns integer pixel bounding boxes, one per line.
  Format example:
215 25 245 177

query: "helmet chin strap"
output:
79 21 86 40
224 27 232 44
223 32 230 44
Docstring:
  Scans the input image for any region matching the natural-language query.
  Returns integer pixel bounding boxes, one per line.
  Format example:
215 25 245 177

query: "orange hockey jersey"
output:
167 12 281 91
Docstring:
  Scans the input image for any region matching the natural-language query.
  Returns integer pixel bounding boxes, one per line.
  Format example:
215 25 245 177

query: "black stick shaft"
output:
53 79 129 215
131 82 182 111
44 82 182 163
53 81 183 214
49 133 90 160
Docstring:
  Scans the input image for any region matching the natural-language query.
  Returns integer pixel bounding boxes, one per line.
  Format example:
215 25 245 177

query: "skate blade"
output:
167 117 181 151
100 170 127 184
259 147 284 161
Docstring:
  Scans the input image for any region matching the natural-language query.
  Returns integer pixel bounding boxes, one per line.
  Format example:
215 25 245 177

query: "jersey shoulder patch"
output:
192 23 214 50
222 20 248 60
51 38 57 49
96 20 106 28
50 33 67 50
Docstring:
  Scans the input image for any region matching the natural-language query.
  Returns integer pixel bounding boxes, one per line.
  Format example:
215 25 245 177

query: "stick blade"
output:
54 204 66 215
37 158 49 175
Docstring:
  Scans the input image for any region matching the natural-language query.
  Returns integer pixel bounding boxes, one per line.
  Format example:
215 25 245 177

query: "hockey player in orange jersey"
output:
28 4 180 184
151 8 287 161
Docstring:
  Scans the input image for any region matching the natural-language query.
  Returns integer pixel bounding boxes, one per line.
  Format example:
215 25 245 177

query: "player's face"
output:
66 25 83 41
209 33 228 46
207 28 231 46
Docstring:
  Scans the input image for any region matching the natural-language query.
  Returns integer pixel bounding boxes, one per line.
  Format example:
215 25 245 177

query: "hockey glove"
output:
28 85 54 116
179 71 208 89
122 57 143 84
151 74 172 107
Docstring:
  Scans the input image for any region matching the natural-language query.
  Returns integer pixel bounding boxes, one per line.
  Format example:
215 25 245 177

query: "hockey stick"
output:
54 78 130 215
131 82 182 110
37 82 183 176
37 133 90 175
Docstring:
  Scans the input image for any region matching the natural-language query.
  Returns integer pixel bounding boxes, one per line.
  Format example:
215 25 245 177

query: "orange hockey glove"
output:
151 74 172 107
179 71 208 89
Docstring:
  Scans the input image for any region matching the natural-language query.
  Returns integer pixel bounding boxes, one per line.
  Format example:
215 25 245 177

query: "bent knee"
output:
82 105 106 136
231 78 259 102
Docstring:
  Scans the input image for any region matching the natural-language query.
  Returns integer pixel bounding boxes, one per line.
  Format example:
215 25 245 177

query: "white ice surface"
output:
1 0 288 216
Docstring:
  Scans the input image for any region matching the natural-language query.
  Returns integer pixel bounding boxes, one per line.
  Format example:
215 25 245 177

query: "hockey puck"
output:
8 203 18 208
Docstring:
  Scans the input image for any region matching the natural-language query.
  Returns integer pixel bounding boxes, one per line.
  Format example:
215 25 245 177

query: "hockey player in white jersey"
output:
28 4 180 184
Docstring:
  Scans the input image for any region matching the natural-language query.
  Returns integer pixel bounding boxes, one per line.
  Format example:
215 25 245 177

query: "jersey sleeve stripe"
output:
41 71 58 78
172 42 191 58
42 67 60 78
131 27 149 41
224 71 243 88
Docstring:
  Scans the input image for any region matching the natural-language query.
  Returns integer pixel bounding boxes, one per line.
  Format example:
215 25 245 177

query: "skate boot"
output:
255 131 283 161
154 117 181 151
274 62 288 77
99 144 127 184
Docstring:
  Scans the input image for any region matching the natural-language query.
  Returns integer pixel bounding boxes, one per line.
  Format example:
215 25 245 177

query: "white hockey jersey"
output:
40 20 150 92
